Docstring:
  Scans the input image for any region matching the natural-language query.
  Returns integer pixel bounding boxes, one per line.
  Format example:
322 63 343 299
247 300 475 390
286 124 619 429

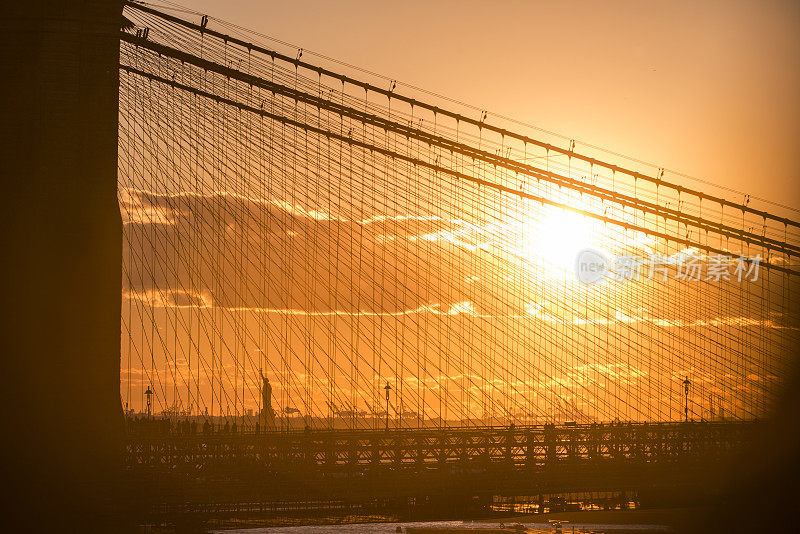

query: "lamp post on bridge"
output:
683 377 691 422
384 383 392 431
145 385 153 419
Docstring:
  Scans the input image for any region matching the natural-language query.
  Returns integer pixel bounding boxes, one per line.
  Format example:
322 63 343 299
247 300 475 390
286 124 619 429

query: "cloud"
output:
120 188 794 329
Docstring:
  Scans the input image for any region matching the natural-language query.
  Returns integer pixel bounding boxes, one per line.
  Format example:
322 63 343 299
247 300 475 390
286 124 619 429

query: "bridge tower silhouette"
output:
2 0 125 530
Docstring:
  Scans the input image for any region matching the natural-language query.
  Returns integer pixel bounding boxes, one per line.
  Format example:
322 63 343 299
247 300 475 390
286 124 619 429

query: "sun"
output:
521 205 599 275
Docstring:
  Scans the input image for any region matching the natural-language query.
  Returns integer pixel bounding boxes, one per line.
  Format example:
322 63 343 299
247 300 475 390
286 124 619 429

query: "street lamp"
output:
384 383 392 431
683 377 691 422
145 385 153 419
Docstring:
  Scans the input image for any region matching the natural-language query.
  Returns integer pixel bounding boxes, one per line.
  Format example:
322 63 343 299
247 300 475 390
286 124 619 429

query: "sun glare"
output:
522 206 598 275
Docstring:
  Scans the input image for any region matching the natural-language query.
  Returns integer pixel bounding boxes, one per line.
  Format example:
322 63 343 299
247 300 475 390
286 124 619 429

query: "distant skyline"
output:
181 0 800 211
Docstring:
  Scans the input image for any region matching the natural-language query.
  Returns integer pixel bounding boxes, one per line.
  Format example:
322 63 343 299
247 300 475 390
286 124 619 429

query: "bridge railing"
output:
124 420 758 471
124 417 757 437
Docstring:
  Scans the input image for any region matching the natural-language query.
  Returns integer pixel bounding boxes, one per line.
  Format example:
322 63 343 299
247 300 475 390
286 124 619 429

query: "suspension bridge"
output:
111 2 800 521
6 0 799 527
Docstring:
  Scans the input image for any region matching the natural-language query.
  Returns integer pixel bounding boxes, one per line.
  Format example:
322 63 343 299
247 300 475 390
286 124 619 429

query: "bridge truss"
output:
118 1 799 431
126 421 755 512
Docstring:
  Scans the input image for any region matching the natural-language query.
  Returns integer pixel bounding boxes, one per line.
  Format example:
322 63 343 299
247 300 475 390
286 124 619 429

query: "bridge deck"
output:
124 421 756 511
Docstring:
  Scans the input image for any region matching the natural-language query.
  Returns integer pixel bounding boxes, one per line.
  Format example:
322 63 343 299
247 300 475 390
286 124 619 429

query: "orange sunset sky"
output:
118 0 800 424
183 0 800 212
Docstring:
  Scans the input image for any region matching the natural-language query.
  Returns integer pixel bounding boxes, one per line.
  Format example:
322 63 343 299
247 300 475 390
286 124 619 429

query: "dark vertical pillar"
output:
0 0 124 530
